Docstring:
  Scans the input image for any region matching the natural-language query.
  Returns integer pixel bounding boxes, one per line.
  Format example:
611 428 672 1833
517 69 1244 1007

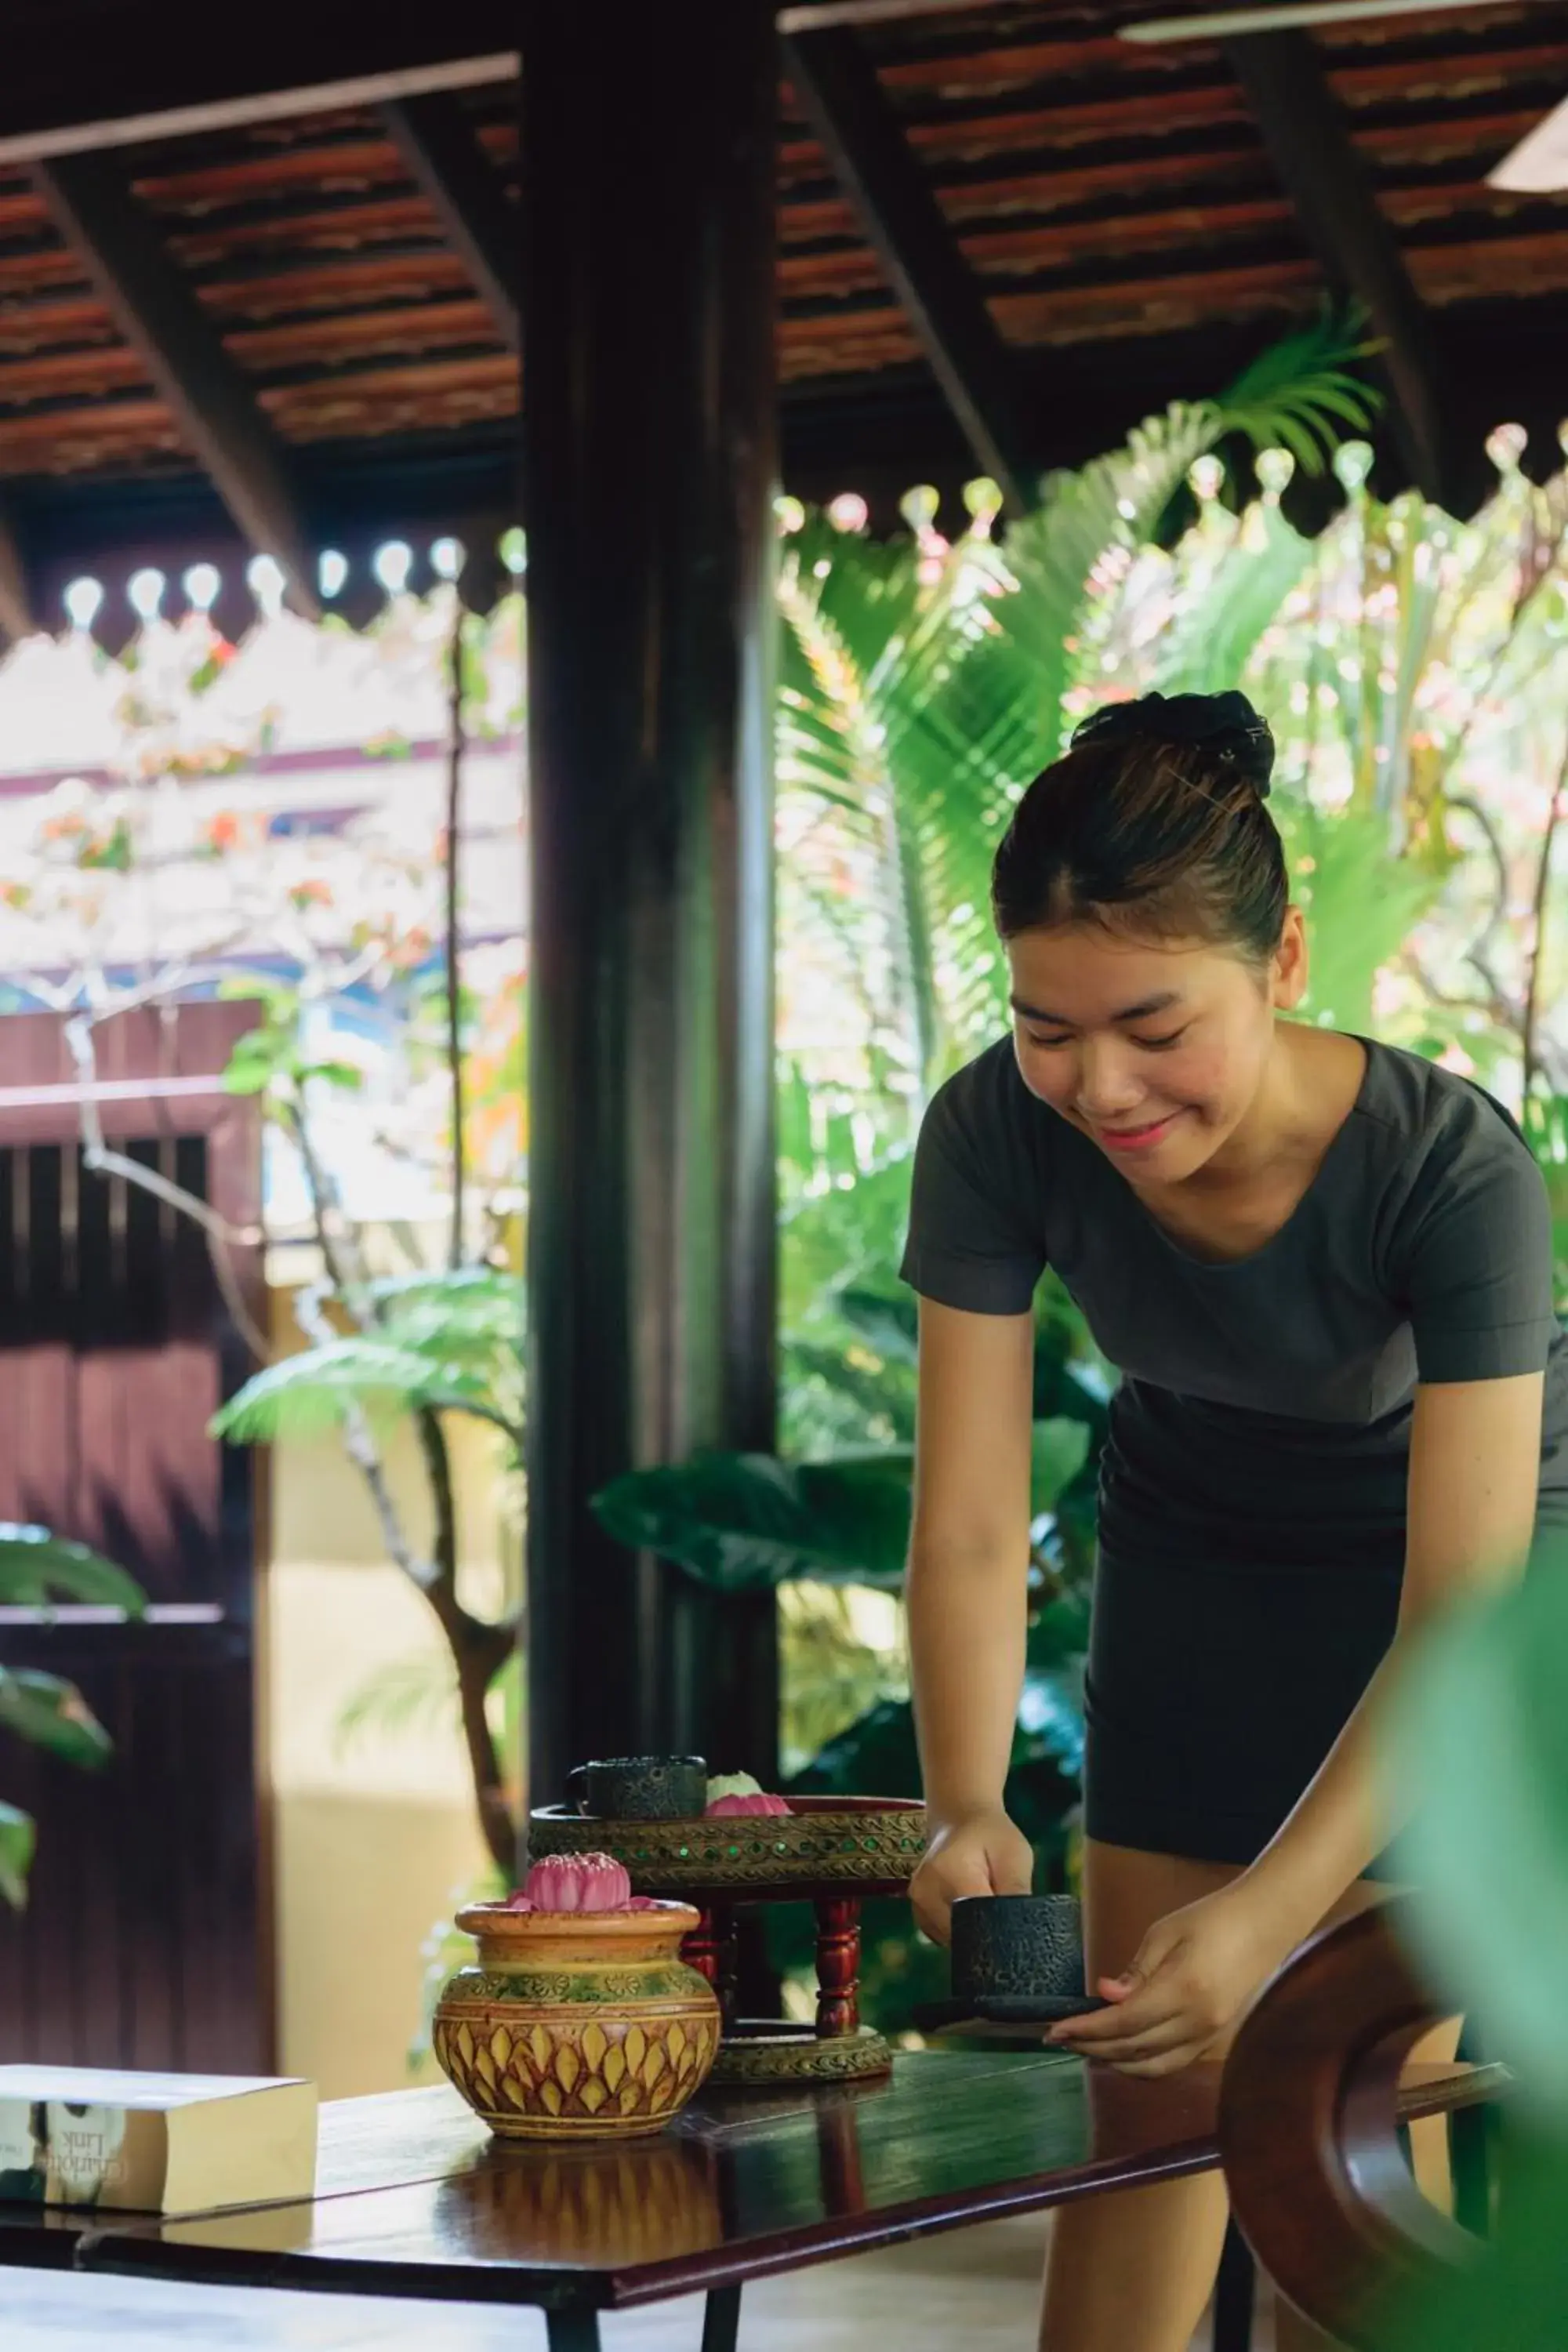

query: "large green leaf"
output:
1383 2128 1568 2352
593 1417 1088 1592
591 1447 915 1590
1377 1541 1568 2352
1382 1537 1568 2111
0 1668 111 1769
211 1339 493 1443
0 1529 144 1616
0 1802 35 1910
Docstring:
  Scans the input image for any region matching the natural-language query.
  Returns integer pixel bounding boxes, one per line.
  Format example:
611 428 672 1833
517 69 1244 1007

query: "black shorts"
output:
1082 1543 1404 1871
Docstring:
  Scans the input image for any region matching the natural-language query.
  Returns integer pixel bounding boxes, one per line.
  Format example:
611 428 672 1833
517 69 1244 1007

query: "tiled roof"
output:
0 4 1563 550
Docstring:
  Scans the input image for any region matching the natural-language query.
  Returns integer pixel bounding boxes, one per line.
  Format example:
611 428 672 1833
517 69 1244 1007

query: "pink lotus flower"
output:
705 1791 792 1817
521 1853 633 1911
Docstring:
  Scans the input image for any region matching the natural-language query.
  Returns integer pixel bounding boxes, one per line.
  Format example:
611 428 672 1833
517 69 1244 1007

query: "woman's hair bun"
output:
1069 689 1275 798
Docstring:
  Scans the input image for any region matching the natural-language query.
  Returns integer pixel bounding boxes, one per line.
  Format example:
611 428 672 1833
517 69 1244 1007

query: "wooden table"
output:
0 2048 1502 2351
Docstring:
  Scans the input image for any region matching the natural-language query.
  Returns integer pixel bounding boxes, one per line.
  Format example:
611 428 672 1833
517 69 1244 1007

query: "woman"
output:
900 690 1566 2352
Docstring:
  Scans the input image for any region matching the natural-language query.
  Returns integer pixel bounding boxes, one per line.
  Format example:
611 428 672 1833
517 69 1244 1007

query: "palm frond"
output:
365 1269 524 1388
333 1648 459 1758
1156 500 1316 695
211 1340 493 1444
1214 312 1381 474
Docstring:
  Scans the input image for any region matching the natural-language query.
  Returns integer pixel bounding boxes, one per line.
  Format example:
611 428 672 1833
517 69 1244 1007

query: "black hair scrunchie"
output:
1069 689 1275 800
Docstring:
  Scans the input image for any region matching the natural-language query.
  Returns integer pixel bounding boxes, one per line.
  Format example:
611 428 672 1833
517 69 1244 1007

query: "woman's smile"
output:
1091 1109 1186 1156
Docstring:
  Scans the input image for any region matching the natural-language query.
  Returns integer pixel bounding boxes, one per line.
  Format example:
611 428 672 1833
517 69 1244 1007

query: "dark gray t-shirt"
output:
898 1033 1568 1570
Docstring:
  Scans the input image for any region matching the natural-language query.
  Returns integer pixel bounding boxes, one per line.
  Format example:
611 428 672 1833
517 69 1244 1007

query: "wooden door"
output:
0 1004 270 2071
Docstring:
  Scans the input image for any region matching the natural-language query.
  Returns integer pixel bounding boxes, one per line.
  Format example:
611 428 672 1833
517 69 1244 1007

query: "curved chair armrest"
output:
1218 1896 1478 2350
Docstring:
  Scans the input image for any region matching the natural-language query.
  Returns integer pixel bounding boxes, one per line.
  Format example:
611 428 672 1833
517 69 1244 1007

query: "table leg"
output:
546 2310 603 2351
683 1909 720 1988
713 1904 740 2028
813 1897 860 2038
701 2281 743 2352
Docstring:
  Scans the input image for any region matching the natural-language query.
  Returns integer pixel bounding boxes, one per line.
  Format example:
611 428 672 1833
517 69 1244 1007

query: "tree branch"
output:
446 605 466 1272
62 1010 272 1362
416 1399 516 1876
292 1120 518 1875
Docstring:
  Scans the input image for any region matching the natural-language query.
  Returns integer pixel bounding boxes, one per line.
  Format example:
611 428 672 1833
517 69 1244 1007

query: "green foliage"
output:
778 1582 906 1780
363 1269 524 1393
1276 797 1440 1035
1521 1094 1568 1313
212 1337 492 1443
0 1804 35 1911
0 1670 114 1771
0 1528 143 1907
1378 1539 1568 2350
219 983 363 1098
776 320 1381 1112
1384 1539 1568 2108
212 1271 525 1447
1153 499 1316 697
0 1528 145 1616
590 1416 1088 1596
1212 313 1380 475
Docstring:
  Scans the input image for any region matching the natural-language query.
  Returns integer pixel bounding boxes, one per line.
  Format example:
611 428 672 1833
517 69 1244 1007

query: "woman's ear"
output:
1270 906 1309 1012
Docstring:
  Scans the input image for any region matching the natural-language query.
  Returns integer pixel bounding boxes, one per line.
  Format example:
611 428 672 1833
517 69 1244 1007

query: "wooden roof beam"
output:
1225 29 1449 506
33 154 320 619
782 26 1038 514
0 3 517 166
381 96 519 355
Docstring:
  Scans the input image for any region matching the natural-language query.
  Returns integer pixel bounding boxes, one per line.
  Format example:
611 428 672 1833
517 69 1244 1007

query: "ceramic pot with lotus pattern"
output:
433 1854 720 2141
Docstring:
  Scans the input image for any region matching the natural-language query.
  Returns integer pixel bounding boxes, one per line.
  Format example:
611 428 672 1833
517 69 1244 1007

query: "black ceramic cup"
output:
567 1754 708 1821
947 1892 1089 2020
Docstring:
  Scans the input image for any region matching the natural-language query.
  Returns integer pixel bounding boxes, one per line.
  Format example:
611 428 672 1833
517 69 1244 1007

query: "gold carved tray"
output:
528 1793 927 1896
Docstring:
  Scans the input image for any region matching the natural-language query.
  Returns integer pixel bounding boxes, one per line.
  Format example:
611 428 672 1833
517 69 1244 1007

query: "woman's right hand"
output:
910 1803 1036 1945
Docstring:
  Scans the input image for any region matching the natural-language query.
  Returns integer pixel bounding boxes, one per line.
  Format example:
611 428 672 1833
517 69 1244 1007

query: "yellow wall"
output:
262 1278 518 2098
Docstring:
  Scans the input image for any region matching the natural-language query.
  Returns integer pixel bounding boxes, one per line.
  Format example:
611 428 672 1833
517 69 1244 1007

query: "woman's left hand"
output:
1044 1882 1295 2078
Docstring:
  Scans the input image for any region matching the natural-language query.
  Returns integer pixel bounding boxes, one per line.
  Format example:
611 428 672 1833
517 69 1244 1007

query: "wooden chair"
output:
1217 1896 1491 2351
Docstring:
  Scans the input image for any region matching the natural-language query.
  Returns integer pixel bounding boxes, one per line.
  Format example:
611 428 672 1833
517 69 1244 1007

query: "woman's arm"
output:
1053 1371 1545 2072
906 1297 1038 1941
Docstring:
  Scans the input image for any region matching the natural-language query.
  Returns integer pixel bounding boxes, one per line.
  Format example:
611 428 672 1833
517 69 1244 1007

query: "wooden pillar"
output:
521 3 780 1813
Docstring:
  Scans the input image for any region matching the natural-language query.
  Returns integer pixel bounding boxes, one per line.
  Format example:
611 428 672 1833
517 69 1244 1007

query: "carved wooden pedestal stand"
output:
529 1796 926 2089
684 1889 887 2086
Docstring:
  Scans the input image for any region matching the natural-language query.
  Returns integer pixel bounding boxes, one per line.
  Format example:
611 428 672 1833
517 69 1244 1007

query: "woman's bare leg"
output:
1038 1843 1457 2352
1038 1842 1240 2352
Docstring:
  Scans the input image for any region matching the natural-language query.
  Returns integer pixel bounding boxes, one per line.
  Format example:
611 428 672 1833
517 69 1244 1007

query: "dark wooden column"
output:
521 3 780 1813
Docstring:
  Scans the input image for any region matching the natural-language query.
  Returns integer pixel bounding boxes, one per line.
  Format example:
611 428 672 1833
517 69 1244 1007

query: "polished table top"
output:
41 2049 1501 2315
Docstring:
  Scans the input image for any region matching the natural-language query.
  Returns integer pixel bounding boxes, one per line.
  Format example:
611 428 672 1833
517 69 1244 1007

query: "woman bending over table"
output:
901 690 1565 2352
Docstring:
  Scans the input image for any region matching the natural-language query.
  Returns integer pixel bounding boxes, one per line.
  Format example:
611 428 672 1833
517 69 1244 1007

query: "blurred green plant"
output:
0 1530 145 1907
1521 1093 1568 1316
1378 1537 1568 2347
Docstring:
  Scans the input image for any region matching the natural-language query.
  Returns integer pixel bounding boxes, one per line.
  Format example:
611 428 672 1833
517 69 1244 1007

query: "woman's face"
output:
1004 915 1305 1184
